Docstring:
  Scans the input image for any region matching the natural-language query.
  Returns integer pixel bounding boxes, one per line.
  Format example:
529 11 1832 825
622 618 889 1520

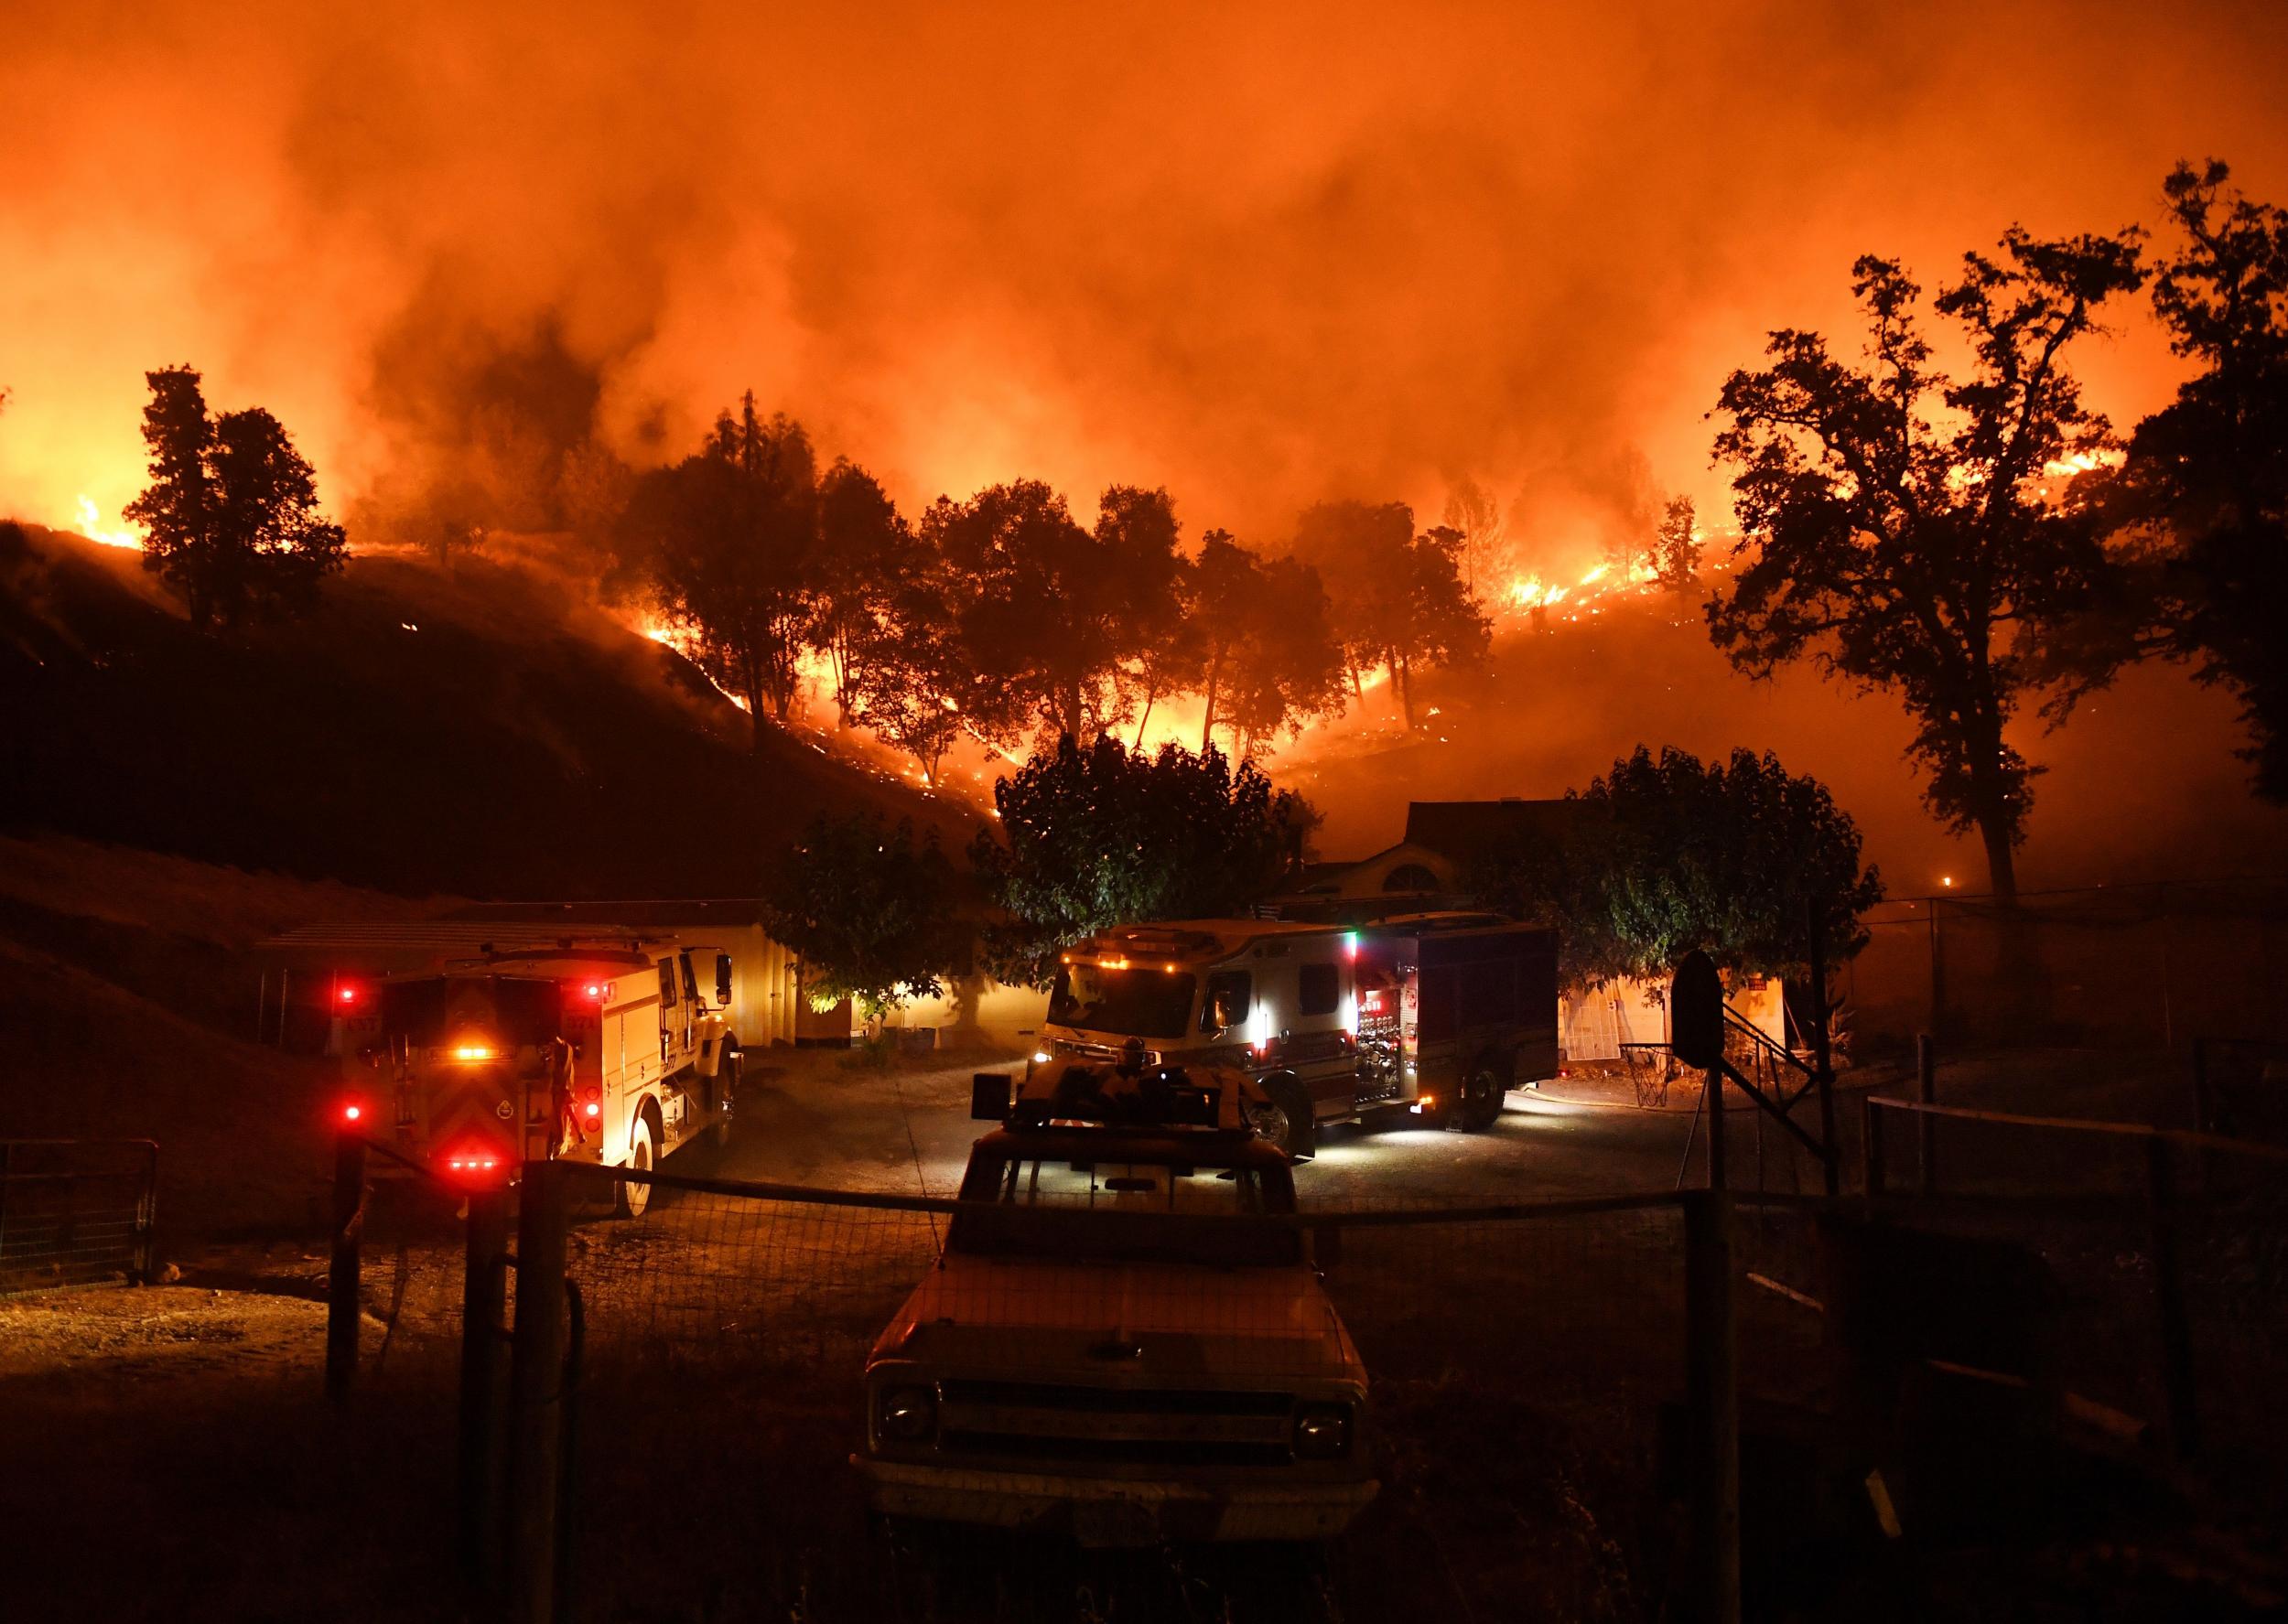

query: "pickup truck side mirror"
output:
714 953 733 1007
971 1072 1013 1122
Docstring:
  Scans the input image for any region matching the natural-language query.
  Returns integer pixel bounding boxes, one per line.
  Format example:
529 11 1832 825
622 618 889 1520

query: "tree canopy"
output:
124 366 346 629
971 735 1318 984
631 394 821 747
1706 229 2143 897
761 812 966 1020
2071 161 2288 801
1470 746 1884 989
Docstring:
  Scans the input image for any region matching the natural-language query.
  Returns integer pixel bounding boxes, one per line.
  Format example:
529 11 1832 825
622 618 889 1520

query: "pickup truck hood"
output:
871 1253 1365 1389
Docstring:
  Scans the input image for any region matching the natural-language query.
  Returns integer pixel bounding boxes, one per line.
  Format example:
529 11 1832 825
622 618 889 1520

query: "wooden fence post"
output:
507 1160 570 1624
326 1126 366 1405
2144 1137 2200 1461
1808 898 1840 1197
1683 1190 1741 1624
1916 1035 1937 1196
459 1185 513 1593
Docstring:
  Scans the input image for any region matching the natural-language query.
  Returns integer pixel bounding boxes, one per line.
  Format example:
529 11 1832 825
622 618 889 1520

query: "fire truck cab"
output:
1034 916 1558 1160
333 938 740 1214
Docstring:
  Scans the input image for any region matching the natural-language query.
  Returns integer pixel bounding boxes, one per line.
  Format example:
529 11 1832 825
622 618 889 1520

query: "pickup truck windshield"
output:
949 1153 1301 1267
1047 965 1196 1038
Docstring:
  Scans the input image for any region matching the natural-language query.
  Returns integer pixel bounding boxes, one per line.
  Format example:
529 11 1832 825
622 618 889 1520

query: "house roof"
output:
1401 799 1592 865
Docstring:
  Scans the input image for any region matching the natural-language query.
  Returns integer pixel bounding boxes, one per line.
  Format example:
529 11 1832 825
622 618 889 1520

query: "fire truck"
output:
331 938 742 1214
1032 915 1559 1160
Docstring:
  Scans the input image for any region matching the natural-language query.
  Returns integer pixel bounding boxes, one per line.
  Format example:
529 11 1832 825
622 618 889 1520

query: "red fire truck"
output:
332 938 741 1214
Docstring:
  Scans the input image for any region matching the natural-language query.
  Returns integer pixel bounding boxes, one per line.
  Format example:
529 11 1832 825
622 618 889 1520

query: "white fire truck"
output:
1033 915 1560 1159
331 938 741 1214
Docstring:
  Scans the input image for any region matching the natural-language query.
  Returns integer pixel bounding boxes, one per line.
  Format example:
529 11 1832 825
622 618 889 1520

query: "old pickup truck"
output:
854 1059 1375 1545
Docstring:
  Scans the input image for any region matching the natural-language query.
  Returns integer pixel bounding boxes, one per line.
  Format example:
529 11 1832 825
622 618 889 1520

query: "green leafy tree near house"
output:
1472 746 1883 989
762 812 967 1021
124 366 347 629
973 735 1319 984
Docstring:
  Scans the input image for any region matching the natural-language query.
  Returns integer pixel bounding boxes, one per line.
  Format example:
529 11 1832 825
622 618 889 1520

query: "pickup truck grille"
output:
935 1379 1298 1468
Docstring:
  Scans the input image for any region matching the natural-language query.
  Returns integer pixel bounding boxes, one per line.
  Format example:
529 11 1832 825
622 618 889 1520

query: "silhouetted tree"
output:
124 366 346 630
1389 524 1491 726
810 458 917 726
1190 532 1347 756
972 735 1318 983
1649 496 1700 592
2078 161 2288 800
634 394 817 747
762 812 966 1020
925 480 1132 743
1707 231 2143 897
1441 477 1510 602
1290 499 1413 708
1095 486 1197 745
1471 746 1884 989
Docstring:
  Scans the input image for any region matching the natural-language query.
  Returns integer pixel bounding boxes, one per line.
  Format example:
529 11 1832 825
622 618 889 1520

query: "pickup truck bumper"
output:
855 1457 1377 1545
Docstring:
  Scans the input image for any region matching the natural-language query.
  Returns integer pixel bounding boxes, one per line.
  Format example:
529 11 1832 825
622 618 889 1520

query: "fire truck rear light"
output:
583 983 604 999
342 1103 362 1122
453 1044 495 1062
338 986 360 1005
585 1102 599 1118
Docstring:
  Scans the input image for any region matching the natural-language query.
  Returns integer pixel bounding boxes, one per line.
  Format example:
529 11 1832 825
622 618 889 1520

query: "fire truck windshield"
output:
1047 965 1196 1038
381 977 563 1047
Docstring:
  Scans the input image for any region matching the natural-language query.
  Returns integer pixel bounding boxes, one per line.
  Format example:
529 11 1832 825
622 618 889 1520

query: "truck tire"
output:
1457 1054 1510 1133
615 1111 657 1218
1248 1074 1317 1163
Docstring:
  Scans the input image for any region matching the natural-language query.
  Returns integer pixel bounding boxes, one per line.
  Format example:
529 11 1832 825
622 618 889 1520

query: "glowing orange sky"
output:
5 1 2288 567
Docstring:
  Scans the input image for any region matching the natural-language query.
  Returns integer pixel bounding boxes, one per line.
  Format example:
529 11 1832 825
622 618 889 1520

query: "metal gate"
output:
0 1138 158 1296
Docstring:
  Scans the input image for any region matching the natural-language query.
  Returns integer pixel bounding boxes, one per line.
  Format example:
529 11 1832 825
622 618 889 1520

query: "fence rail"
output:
0 1138 157 1297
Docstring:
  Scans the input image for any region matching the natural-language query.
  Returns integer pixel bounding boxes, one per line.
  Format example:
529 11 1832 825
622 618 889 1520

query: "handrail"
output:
1865 1095 2288 1162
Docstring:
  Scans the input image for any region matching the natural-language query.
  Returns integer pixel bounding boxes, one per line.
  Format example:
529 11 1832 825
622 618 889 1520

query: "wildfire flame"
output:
73 495 142 551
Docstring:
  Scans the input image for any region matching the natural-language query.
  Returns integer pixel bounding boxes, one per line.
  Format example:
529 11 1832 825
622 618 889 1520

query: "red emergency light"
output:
341 1102 362 1123
338 984 361 1006
440 1145 508 1184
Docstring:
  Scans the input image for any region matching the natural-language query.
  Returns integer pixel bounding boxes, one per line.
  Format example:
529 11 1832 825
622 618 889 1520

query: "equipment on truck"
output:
1032 914 1558 1159
330 935 740 1213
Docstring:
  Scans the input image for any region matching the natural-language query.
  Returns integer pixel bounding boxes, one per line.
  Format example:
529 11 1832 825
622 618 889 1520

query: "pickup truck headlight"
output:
1292 1403 1353 1460
876 1383 936 1444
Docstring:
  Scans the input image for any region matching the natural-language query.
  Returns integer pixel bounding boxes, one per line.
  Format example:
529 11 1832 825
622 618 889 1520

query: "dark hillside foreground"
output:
0 523 974 898
0 835 447 1232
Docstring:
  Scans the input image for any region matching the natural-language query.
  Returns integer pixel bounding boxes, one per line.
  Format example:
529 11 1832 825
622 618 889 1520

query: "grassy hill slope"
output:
1 523 974 898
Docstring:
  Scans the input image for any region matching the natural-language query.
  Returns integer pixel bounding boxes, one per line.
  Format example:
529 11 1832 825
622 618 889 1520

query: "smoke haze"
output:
10 1 2288 554
6 0 2288 888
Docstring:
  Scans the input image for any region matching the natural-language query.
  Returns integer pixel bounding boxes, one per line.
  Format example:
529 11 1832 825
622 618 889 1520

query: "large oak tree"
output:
1707 230 2142 897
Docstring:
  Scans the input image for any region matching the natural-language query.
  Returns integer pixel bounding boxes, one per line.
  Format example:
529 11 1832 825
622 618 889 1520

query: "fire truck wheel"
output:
1249 1075 1317 1163
614 1113 657 1219
1457 1055 1510 1132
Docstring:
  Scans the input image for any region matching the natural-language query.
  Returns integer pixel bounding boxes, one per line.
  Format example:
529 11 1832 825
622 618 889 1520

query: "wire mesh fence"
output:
0 1138 156 1296
1849 879 2288 1057
1862 1100 2288 1507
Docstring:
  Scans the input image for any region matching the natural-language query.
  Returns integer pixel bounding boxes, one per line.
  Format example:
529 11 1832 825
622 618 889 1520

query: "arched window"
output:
1383 863 1440 893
